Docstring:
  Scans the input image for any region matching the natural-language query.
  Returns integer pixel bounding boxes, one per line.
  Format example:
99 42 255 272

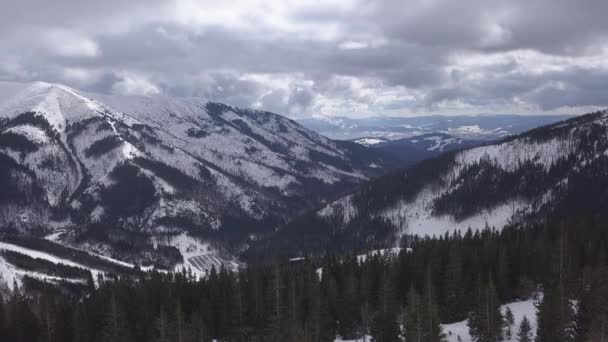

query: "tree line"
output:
2 215 608 341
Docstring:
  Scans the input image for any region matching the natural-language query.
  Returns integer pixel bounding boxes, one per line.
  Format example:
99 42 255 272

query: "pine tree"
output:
504 307 514 339
403 286 424 342
535 283 575 342
444 243 466 322
101 289 130 342
421 272 444 342
266 264 286 340
370 275 399 342
0 295 5 340
576 267 608 342
467 276 503 342
517 316 533 342
72 303 90 342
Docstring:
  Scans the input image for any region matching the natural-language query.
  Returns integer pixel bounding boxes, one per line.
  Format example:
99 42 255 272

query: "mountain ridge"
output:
0 81 392 267
248 109 608 258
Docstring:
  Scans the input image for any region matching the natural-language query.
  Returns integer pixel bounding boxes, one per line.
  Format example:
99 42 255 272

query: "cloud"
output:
44 29 100 58
1 0 608 117
112 73 160 96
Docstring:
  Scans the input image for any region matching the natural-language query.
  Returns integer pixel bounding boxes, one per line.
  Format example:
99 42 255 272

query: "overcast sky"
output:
2 0 608 118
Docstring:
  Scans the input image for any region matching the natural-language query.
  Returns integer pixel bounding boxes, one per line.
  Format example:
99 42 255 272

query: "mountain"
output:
0 81 392 268
355 133 483 168
298 114 574 141
249 109 608 258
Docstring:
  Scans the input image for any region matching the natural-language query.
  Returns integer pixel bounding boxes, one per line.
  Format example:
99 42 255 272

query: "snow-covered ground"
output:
157 233 241 278
334 335 371 342
317 110 608 238
443 297 538 342
0 241 105 287
354 137 386 146
0 81 381 245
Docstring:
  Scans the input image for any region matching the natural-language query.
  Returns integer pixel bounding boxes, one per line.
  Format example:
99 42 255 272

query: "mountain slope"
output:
250 110 608 258
0 82 392 265
356 133 483 168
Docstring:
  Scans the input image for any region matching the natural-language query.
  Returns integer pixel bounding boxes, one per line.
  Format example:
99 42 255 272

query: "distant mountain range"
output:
298 114 574 141
354 133 483 168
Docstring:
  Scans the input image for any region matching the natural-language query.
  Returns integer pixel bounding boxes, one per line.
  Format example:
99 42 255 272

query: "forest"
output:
2 213 608 341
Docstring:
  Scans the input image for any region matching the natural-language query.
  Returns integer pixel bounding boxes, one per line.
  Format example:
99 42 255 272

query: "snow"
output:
456 137 576 174
0 256 19 290
334 335 371 341
317 111 608 238
381 187 528 237
318 186 527 237
1 81 376 241
318 195 358 224
0 81 105 135
442 296 538 342
155 233 240 278
451 125 483 134
356 247 405 263
355 138 385 146
44 229 67 242
4 125 49 144
0 241 105 286
423 135 460 151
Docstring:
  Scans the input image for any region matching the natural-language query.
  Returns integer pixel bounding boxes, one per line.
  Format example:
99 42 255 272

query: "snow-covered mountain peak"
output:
0 81 391 265
0 81 105 133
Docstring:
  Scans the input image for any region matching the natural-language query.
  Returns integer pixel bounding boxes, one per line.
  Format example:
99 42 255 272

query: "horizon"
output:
0 80 587 120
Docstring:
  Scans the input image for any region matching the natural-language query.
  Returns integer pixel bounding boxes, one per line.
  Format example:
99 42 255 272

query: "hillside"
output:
250 110 608 258
356 133 483 168
0 82 392 267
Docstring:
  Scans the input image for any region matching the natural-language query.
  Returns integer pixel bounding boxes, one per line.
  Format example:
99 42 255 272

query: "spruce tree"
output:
444 245 466 322
504 307 514 339
370 276 399 342
467 276 503 342
535 283 575 342
516 316 533 342
101 289 130 342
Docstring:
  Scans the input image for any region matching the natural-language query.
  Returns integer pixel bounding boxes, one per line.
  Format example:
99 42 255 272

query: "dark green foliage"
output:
403 283 444 342
504 307 514 339
1 235 141 275
1 250 91 279
517 316 533 342
467 277 503 342
84 136 123 157
536 283 576 342
100 162 157 223
133 157 199 194
3 212 608 341
576 267 608 342
186 127 208 138
0 153 43 205
0 131 39 153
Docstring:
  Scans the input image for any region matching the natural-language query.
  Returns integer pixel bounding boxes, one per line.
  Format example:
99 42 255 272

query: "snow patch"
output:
443 296 538 342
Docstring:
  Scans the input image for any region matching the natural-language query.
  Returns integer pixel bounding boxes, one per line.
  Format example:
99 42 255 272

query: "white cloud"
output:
112 73 160 96
338 41 369 50
44 29 100 58
2 0 608 117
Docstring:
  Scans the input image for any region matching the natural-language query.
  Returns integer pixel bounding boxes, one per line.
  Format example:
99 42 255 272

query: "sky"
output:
2 0 608 118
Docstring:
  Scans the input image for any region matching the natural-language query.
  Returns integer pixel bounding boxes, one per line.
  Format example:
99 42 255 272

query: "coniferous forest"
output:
2 215 608 342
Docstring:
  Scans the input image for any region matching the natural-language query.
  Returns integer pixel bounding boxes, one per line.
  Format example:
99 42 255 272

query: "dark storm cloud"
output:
1 0 608 116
